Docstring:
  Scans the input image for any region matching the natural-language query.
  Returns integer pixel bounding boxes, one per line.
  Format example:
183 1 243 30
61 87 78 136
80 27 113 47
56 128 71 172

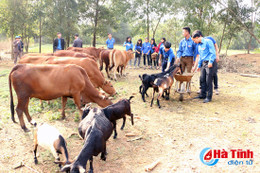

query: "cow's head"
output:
126 50 135 61
101 80 116 96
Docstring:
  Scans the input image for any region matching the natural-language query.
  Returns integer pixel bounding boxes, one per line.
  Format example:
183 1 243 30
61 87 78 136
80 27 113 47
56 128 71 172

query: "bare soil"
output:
0 54 259 173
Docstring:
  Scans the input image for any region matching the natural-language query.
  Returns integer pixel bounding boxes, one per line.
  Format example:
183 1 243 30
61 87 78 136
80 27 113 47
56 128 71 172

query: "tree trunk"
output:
146 0 150 40
225 35 233 55
247 36 252 54
219 21 226 53
39 15 42 53
92 0 99 47
152 13 163 39
10 26 14 59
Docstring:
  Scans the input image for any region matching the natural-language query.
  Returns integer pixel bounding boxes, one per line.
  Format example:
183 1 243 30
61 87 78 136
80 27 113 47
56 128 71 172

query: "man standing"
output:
13 36 23 64
53 32 65 52
176 27 196 73
73 33 83 48
192 31 216 103
141 37 151 69
106 33 115 49
159 42 175 72
192 30 220 95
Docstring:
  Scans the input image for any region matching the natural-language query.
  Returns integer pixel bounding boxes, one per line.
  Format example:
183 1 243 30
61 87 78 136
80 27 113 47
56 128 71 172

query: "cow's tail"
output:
9 68 16 123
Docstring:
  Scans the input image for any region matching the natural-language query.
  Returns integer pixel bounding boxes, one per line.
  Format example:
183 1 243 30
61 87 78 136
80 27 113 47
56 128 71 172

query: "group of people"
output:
106 27 219 103
13 27 219 103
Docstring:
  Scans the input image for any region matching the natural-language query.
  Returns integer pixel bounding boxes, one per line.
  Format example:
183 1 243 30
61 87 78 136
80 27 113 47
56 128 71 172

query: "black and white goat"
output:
33 123 71 168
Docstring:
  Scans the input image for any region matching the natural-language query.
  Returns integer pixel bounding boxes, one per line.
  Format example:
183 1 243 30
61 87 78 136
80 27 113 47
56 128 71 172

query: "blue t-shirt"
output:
176 37 196 58
106 38 115 49
123 41 133 51
197 38 216 68
161 48 175 63
57 39 62 50
194 36 217 60
142 42 151 54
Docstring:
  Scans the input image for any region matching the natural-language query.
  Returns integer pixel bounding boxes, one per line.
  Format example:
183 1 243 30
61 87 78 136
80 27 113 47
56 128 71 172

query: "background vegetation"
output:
0 0 259 55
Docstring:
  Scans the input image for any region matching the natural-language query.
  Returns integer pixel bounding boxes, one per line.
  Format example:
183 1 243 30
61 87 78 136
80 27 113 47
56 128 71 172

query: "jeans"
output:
143 54 151 66
134 53 141 67
200 60 216 100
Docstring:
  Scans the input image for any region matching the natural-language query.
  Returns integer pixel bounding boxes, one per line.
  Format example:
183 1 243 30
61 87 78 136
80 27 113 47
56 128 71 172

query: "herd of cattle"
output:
8 47 182 172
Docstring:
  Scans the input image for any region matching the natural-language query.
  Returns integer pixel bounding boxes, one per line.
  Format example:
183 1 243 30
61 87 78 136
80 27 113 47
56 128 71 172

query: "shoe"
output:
194 96 205 99
215 89 219 95
197 89 201 94
203 98 211 103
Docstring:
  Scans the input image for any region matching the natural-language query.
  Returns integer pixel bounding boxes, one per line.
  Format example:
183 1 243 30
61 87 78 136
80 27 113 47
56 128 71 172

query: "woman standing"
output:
150 38 158 69
141 37 151 69
134 39 142 68
123 36 134 68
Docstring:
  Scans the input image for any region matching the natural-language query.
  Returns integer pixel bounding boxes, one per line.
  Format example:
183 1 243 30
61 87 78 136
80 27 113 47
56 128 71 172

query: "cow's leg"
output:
113 65 117 81
61 97 68 119
33 131 38 164
105 64 110 79
24 97 37 126
16 97 29 132
73 93 83 116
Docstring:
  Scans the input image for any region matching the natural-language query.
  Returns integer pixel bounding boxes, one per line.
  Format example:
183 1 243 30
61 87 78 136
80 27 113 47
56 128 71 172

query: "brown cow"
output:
19 56 116 96
67 47 104 61
99 49 116 78
21 53 54 59
54 50 96 60
110 50 135 80
9 64 113 131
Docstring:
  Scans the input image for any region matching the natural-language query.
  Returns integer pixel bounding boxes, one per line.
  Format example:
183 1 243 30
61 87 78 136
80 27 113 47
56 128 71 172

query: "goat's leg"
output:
89 156 94 173
150 89 156 107
113 121 117 139
121 116 126 130
142 86 149 102
61 96 67 119
101 144 107 161
157 88 163 108
33 131 38 164
139 85 142 94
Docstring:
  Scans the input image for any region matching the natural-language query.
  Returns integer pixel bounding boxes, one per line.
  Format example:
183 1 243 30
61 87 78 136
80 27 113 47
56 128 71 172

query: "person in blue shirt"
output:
158 42 175 72
134 39 142 68
176 27 196 73
192 31 216 103
123 36 134 67
53 32 65 52
150 38 158 69
106 33 115 49
141 38 151 69
193 31 220 95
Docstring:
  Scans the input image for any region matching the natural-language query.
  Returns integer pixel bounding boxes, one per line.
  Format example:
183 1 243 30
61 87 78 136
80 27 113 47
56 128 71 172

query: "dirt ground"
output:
0 54 259 173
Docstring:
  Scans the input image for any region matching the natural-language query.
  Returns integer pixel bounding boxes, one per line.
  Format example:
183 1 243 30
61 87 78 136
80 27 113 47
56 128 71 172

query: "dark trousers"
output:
143 54 151 66
213 62 218 89
200 61 216 100
134 53 141 67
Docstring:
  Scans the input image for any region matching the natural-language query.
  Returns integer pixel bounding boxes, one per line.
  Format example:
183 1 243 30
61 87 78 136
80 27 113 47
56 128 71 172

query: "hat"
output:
164 41 171 48
15 36 21 39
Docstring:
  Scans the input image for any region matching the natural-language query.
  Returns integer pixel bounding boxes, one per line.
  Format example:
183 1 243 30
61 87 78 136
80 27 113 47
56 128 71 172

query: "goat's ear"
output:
60 164 71 172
